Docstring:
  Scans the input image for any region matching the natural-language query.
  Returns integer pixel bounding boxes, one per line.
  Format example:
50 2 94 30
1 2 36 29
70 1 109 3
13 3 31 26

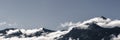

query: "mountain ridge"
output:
0 16 120 40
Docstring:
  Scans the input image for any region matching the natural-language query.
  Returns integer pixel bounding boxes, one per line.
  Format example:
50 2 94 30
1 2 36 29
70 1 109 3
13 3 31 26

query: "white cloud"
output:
20 28 43 35
111 34 120 40
61 17 120 29
7 29 19 35
0 30 69 40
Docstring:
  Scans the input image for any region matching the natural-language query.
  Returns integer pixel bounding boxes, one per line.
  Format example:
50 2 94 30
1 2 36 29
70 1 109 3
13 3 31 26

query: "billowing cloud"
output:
61 17 120 29
111 34 120 40
0 28 69 40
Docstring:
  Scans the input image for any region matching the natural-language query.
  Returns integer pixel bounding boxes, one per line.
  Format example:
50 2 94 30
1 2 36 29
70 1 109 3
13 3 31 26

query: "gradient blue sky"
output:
0 0 120 30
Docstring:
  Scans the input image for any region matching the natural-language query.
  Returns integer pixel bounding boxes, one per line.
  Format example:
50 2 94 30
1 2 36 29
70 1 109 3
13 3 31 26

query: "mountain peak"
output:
100 16 107 20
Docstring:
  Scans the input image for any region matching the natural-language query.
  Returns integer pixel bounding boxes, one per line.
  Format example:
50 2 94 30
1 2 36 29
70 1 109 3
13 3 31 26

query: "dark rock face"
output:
100 16 107 20
0 28 16 36
59 23 120 40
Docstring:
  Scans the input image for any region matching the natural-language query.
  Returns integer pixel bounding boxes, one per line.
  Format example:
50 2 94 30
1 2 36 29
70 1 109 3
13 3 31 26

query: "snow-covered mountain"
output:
0 28 54 38
1 16 120 40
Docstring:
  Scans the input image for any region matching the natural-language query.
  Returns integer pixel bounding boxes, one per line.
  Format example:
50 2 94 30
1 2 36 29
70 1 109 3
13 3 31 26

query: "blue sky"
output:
0 0 120 30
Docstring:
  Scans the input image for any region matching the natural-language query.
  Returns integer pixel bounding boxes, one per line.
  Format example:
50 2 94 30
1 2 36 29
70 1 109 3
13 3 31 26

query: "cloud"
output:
20 28 43 35
61 22 89 29
111 34 120 40
0 29 69 40
61 17 120 29
7 29 19 35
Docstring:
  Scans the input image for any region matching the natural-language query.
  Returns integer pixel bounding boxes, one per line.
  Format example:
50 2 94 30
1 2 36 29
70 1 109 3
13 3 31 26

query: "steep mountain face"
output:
0 16 120 40
57 16 120 40
59 23 120 40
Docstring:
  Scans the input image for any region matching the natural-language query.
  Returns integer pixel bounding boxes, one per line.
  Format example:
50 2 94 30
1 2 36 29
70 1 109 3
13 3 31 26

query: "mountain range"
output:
0 16 120 40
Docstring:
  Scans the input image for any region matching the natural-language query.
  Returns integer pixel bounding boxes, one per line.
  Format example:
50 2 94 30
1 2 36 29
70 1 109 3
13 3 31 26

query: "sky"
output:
0 0 120 30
